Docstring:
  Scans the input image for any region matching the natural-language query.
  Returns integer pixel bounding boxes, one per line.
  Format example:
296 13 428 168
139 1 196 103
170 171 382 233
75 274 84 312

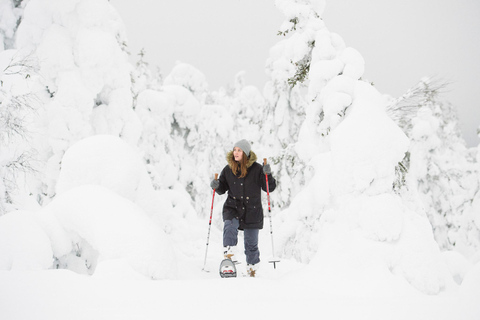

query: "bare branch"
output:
2 50 39 76
386 77 449 133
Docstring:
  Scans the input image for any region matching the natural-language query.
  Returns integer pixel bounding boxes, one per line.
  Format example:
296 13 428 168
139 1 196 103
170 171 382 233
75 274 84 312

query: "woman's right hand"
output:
210 179 220 190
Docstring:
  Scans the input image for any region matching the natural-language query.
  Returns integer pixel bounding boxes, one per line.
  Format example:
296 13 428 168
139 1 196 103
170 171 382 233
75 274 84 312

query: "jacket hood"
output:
226 150 257 169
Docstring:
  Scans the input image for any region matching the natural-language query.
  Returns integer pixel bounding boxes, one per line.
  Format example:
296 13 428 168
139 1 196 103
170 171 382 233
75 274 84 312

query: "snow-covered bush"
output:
164 62 208 101
44 184 176 279
0 135 178 279
56 135 156 214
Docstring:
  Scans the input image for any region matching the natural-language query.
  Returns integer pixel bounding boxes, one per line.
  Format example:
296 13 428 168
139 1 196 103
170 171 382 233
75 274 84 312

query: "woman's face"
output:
233 147 243 162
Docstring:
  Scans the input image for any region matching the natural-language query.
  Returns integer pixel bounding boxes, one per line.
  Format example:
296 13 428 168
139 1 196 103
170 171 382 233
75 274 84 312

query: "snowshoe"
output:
219 258 237 278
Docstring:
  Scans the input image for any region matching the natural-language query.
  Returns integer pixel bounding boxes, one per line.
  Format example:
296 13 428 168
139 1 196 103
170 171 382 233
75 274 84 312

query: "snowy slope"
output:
1 251 480 320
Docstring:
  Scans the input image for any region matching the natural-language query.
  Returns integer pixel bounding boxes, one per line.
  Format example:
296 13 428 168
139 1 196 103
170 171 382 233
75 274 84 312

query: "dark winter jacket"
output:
215 151 276 230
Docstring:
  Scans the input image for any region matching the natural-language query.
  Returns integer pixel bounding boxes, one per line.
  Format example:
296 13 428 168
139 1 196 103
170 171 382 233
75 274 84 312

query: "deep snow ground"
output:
0 267 478 320
1 230 479 320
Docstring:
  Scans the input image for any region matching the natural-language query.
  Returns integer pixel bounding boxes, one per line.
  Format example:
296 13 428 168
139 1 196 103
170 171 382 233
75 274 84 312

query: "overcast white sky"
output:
111 0 480 147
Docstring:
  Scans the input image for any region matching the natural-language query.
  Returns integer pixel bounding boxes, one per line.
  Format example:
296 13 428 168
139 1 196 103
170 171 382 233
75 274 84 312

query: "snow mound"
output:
56 135 155 213
391 207 452 294
45 184 176 280
92 259 150 281
358 193 403 242
0 211 53 270
442 250 473 285
459 261 480 314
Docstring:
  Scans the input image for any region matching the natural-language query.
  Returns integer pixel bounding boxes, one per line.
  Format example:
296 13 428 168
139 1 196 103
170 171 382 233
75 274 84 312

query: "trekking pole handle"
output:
209 173 218 223
263 158 277 268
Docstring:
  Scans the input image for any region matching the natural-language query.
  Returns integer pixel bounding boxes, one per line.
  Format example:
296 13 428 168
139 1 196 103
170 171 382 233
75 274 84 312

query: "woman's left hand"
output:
263 164 271 175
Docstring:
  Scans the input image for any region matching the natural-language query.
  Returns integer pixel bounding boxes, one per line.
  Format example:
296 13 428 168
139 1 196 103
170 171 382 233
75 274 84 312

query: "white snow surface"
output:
0 211 53 271
0 260 479 320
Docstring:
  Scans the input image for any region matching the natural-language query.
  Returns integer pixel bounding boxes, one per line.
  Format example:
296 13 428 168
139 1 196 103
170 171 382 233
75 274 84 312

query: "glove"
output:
263 164 272 175
210 179 220 190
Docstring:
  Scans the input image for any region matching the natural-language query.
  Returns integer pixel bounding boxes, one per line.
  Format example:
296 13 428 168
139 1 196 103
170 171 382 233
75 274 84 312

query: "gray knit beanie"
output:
234 139 251 157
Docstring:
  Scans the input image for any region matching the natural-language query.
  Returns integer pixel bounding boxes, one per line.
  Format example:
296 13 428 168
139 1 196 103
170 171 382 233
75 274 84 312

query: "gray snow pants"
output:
223 218 260 265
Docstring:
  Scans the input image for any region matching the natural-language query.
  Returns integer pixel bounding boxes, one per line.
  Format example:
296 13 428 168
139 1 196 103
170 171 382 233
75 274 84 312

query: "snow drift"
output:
45 184 176 279
0 135 177 279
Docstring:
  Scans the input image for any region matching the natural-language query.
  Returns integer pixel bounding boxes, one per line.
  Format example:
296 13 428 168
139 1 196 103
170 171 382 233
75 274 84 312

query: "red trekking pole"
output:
264 159 280 269
202 173 218 271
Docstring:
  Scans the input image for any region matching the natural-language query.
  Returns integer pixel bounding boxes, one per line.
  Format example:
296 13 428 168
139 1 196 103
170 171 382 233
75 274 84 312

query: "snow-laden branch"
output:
386 77 449 133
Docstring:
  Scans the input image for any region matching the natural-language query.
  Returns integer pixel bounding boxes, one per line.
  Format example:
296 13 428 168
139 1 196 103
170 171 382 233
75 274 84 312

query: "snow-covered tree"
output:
130 48 162 110
208 71 264 141
272 1 455 295
164 62 208 102
135 62 239 216
262 0 367 208
8 0 143 205
260 0 321 208
0 0 27 50
390 78 480 257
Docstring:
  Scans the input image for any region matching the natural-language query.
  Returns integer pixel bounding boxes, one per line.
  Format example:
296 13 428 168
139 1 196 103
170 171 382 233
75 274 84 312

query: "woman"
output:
210 139 276 277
